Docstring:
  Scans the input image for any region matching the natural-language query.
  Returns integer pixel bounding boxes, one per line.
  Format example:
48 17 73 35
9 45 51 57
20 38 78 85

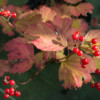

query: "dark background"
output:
0 0 100 100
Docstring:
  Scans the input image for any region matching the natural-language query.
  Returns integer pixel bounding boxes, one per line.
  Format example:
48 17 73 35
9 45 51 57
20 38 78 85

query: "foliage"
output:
0 0 100 93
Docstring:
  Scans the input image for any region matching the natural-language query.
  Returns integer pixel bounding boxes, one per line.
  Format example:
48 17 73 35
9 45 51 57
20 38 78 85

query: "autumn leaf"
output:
70 3 93 17
94 57 100 69
72 19 88 33
5 38 34 74
25 16 72 51
59 54 96 89
15 10 41 32
0 17 14 36
81 30 100 56
38 6 56 22
0 60 10 77
64 0 82 4
51 4 71 18
35 52 45 69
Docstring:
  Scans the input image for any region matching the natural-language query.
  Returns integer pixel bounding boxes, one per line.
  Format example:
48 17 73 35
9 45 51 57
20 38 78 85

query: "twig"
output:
18 65 46 85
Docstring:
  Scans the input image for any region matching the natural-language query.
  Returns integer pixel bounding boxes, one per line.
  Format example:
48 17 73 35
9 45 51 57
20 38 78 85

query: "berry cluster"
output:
0 9 16 18
3 76 21 99
91 38 100 56
72 31 89 68
91 82 100 91
72 31 100 69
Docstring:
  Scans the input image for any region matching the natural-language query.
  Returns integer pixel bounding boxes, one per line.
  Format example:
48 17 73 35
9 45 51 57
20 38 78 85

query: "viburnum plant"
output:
0 0 100 99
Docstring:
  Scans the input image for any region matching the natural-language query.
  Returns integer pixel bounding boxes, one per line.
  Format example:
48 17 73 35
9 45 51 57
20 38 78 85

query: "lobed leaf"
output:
25 16 73 51
59 54 96 89
5 38 34 74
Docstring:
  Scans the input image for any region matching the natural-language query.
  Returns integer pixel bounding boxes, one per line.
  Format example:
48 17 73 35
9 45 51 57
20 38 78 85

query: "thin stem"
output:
1 16 38 41
18 65 46 85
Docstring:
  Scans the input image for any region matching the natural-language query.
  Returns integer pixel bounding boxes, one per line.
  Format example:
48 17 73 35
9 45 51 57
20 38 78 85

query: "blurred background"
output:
0 0 100 100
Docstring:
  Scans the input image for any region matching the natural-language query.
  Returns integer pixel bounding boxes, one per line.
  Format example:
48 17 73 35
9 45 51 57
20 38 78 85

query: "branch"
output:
17 65 46 85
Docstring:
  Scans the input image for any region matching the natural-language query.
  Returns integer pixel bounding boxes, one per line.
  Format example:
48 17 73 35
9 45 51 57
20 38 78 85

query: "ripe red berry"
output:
5 88 10 94
15 91 21 97
92 45 98 50
81 58 89 65
91 83 95 88
81 64 86 68
79 36 84 41
4 94 9 99
96 69 100 74
3 82 8 85
74 31 79 35
94 51 100 56
97 85 100 91
91 38 98 44
0 12 3 16
9 80 15 86
3 10 11 17
9 87 15 93
73 47 79 53
77 50 83 56
72 34 79 40
5 76 10 80
95 82 100 88
12 12 16 18
9 92 14 96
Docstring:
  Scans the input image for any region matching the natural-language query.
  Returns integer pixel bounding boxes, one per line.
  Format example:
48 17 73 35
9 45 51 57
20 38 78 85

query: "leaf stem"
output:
1 16 38 41
17 65 46 85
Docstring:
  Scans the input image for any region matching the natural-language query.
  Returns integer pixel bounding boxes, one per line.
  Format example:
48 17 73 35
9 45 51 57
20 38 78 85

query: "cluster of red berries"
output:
72 31 84 56
91 38 100 56
3 76 21 99
0 9 16 18
91 82 100 91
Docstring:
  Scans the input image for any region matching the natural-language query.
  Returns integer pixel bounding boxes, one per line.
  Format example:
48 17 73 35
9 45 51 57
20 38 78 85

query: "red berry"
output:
5 76 10 80
72 34 79 40
95 82 100 88
96 69 100 74
3 82 8 85
5 88 10 94
73 47 79 53
77 50 83 56
15 91 21 97
0 12 3 16
9 80 15 86
91 38 98 44
91 83 95 88
81 58 89 65
97 85 100 91
9 92 14 96
9 87 15 93
94 51 100 56
4 94 9 99
81 64 86 68
92 45 98 50
3 10 11 17
79 36 84 41
12 12 16 18
74 31 79 35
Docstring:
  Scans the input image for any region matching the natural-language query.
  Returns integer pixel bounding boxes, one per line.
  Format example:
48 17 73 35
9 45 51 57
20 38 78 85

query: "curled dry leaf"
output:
59 54 96 89
0 60 9 77
25 16 72 51
5 38 34 74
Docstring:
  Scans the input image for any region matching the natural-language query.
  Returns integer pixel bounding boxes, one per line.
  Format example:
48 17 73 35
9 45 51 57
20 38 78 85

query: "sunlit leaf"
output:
59 54 96 89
